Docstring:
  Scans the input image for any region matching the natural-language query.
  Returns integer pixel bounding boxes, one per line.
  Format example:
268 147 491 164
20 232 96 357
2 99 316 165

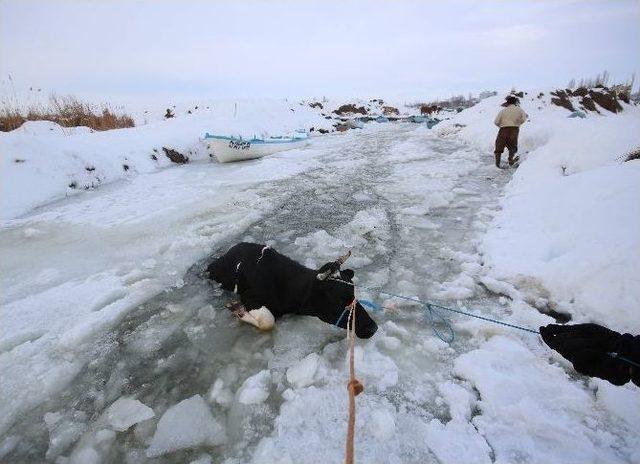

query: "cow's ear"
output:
340 269 355 281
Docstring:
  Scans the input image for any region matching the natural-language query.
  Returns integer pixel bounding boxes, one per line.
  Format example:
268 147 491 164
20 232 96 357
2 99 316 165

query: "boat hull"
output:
204 137 308 163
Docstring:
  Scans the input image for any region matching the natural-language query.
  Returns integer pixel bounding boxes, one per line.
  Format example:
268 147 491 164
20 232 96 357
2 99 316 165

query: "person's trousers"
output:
494 126 519 166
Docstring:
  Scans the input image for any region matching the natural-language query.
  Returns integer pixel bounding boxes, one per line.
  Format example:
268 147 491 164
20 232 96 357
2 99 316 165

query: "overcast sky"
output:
1 0 639 102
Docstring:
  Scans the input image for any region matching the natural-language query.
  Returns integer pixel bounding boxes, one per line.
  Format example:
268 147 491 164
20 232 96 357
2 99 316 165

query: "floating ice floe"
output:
105 397 155 432
286 352 320 388
146 395 226 457
237 370 272 405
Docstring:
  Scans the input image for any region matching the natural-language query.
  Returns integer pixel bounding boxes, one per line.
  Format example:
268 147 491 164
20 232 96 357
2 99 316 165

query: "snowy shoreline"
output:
436 90 640 333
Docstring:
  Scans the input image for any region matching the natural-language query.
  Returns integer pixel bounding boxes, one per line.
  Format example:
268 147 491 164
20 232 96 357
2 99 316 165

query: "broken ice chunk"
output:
106 397 155 432
237 370 272 404
146 395 226 457
286 353 319 388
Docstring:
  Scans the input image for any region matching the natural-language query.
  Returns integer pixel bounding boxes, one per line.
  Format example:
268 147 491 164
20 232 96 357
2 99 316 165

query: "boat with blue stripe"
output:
203 131 309 163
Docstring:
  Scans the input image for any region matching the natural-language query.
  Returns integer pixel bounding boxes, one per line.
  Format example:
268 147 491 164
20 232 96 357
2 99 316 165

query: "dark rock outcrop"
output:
571 87 589 97
309 102 323 109
333 104 367 115
550 90 575 112
382 106 399 115
162 147 189 164
625 148 640 162
589 89 622 113
580 96 597 112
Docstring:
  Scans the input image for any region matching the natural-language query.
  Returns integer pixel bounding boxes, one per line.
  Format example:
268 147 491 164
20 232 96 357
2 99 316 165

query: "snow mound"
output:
105 397 155 432
454 336 626 463
146 395 226 457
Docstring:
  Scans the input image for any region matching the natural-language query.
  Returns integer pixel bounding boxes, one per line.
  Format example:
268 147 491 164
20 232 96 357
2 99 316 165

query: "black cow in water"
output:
206 242 378 339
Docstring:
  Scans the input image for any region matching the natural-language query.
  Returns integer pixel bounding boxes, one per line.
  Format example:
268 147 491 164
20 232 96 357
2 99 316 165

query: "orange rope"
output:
345 299 363 464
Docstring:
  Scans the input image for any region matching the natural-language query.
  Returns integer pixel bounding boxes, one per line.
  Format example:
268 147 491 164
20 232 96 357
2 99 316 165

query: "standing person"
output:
493 95 528 168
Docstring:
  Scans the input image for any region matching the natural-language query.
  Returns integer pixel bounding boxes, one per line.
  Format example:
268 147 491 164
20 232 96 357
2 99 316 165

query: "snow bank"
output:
455 336 630 463
0 100 332 221
440 90 640 331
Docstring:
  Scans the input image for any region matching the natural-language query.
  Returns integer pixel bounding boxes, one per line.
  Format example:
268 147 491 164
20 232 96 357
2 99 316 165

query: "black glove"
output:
540 323 631 386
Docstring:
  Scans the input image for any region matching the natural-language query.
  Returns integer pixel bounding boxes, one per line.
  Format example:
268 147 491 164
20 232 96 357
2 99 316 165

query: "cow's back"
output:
207 242 316 316
207 242 264 290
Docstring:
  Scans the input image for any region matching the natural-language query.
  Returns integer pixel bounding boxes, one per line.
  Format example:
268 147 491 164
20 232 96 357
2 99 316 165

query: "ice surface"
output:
286 353 320 388
370 408 396 441
237 370 272 405
105 397 155 432
189 454 213 464
294 207 390 269
69 446 101 464
425 420 492 464
147 395 226 457
208 378 234 407
44 411 87 460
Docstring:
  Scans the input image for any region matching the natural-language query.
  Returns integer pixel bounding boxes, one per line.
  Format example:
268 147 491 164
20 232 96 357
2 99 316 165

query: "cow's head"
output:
311 252 378 339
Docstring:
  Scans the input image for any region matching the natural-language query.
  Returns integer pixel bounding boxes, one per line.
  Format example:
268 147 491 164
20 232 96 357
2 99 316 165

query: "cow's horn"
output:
316 269 332 281
337 250 351 265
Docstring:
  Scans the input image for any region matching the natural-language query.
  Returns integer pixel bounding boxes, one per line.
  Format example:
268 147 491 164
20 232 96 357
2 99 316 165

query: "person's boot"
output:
494 153 501 168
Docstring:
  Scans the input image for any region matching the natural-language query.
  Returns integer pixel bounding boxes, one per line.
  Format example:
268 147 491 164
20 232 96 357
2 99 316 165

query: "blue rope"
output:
360 298 455 343
360 288 640 372
609 353 640 369
360 287 640 369
334 307 350 328
359 287 540 344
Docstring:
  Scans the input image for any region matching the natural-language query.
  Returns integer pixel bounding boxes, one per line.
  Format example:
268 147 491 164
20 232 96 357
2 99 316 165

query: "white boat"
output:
203 132 309 163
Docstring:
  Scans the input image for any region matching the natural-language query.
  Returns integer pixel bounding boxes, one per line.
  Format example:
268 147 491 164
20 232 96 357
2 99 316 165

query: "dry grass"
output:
0 95 134 132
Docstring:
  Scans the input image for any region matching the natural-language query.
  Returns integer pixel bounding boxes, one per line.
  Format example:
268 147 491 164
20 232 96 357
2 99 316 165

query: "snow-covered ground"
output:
1 91 639 463
0 100 337 221
437 91 640 333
